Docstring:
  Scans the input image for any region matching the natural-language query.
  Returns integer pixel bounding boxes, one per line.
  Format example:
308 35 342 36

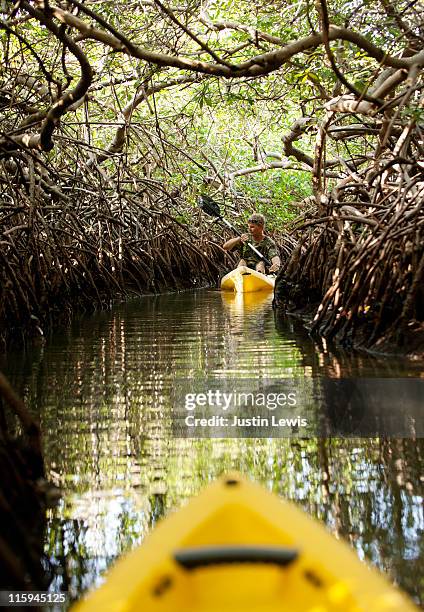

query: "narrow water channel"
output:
2 290 423 606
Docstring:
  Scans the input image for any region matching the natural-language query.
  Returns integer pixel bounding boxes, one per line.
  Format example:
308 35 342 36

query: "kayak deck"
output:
221 266 275 292
73 475 416 612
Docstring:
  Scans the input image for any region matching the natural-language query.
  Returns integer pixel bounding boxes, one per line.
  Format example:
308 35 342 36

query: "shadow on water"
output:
1 289 423 606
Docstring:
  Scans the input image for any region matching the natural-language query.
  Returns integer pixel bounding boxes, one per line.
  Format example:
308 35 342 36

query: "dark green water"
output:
2 290 423 606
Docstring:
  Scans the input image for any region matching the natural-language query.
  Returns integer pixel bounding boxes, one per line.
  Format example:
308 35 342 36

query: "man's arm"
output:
267 239 280 272
269 255 281 273
223 234 249 251
223 236 241 251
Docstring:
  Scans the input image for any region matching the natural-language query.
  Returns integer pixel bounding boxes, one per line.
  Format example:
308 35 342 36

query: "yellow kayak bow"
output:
73 474 417 612
221 266 275 293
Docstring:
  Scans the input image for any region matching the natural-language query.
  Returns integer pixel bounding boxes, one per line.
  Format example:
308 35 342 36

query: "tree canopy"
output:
1 0 423 350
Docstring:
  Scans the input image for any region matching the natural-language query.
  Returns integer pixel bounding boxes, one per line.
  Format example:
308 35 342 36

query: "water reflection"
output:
1 290 423 605
221 290 273 315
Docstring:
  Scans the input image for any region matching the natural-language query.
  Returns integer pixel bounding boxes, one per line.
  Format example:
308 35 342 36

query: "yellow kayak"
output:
73 474 416 612
221 266 275 292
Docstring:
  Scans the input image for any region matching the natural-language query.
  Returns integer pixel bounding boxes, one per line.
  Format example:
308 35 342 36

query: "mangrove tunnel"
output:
0 0 423 607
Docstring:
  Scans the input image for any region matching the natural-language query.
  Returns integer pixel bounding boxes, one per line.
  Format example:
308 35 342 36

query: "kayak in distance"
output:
73 474 417 612
221 265 275 293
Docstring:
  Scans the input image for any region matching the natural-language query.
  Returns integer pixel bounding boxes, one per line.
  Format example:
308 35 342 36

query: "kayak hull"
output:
73 474 417 612
221 266 275 293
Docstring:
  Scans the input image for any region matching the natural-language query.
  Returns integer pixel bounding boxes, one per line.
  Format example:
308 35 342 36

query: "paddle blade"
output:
198 194 221 218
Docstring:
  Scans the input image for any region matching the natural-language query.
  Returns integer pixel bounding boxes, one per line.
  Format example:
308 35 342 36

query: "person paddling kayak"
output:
223 213 280 274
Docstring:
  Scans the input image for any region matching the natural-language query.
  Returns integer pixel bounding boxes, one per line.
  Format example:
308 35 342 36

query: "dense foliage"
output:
0 0 423 594
0 0 423 349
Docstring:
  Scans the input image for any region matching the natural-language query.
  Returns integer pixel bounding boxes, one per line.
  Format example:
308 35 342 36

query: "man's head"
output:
247 213 265 239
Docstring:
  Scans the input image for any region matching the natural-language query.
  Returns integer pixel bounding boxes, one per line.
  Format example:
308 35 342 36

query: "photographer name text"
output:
185 414 308 428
